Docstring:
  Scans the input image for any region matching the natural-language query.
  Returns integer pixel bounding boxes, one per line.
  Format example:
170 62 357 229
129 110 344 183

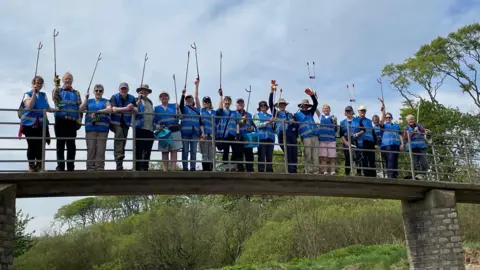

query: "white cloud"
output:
1 0 480 233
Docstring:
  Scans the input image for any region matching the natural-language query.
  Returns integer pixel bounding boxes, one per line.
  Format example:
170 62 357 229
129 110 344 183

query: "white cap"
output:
358 105 367 111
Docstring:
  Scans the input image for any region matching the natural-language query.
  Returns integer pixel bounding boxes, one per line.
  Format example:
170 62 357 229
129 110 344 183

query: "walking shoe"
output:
56 166 65 172
35 163 42 172
190 168 196 171
28 164 35 172
330 172 336 176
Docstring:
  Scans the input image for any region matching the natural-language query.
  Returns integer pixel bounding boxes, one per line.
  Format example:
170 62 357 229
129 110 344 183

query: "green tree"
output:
14 210 35 258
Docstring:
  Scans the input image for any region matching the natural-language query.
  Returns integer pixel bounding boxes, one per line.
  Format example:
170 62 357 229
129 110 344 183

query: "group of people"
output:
18 73 430 179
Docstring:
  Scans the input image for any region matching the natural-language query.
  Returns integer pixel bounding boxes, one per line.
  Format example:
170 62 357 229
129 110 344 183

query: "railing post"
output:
462 135 472 183
282 119 288 174
347 124 354 175
407 130 415 179
211 114 216 172
430 141 440 182
132 112 136 171
41 109 47 172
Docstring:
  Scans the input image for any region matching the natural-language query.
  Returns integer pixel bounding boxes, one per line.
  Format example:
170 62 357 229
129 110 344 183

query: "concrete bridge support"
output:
0 185 15 270
402 189 465 269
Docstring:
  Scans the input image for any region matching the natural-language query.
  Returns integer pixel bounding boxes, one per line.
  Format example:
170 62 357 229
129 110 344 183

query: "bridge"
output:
1 108 478 269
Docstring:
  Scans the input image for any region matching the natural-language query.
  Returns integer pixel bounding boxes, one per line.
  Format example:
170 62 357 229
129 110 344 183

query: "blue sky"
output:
0 0 479 234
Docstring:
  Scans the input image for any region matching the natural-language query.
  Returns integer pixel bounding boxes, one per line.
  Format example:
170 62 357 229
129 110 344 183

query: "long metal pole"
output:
407 130 415 179
211 115 216 172
282 119 288 174
41 109 47 172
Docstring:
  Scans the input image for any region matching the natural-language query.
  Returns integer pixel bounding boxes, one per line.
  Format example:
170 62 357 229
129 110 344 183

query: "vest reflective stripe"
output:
373 125 383 142
275 111 291 135
201 108 216 135
317 115 336 142
55 88 79 119
216 109 231 139
256 112 275 141
85 98 110 132
358 117 374 144
295 111 315 139
340 118 360 146
381 123 401 147
110 93 135 126
227 111 240 136
135 99 153 128
20 91 49 127
405 124 427 150
181 106 201 136
238 111 254 136
154 104 178 129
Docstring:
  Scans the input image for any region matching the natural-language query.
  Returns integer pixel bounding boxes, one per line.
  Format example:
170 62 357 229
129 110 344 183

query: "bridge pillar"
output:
402 189 465 269
0 185 15 270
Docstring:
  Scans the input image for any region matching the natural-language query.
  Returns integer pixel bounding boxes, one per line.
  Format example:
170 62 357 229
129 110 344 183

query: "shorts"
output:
158 131 182 152
319 141 337 158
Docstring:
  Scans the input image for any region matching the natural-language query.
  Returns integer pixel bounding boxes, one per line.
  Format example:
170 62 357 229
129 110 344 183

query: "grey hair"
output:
62 72 74 80
94 84 104 90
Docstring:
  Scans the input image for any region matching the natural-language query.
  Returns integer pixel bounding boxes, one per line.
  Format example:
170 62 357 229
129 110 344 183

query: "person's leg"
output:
366 141 377 177
303 137 313 173
257 140 266 172
143 131 154 171
171 151 178 170
412 148 421 178
265 139 274 173
65 121 77 171
162 152 170 171
418 148 429 176
343 149 351 176
391 145 400 179
22 127 36 171
199 139 207 171
312 137 320 174
54 118 66 171
181 135 190 171
135 128 145 171
245 147 254 172
286 133 298 173
189 136 198 171
31 128 44 171
85 131 96 171
206 136 214 171
328 141 337 175
319 141 327 174
112 125 126 170
96 132 108 171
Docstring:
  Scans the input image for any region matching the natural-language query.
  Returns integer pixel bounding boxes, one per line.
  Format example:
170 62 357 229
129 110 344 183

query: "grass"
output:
214 244 409 270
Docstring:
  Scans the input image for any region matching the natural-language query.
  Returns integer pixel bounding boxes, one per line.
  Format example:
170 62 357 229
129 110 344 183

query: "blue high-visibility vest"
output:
405 124 427 150
357 117 374 147
256 112 275 141
110 93 135 126
216 109 232 139
201 108 216 136
381 123 401 147
154 104 178 129
20 91 49 127
237 111 254 136
373 124 383 143
340 118 360 147
180 106 201 136
295 111 316 140
317 115 337 142
55 88 79 119
275 111 293 135
85 98 110 133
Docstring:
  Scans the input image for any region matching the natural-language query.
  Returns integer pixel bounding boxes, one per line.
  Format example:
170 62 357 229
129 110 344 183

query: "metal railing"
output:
6 108 479 184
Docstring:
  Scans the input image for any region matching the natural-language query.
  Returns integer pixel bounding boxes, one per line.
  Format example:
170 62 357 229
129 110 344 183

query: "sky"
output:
0 0 480 235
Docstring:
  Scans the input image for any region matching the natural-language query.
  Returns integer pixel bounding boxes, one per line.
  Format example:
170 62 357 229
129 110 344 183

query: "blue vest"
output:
85 98 110 133
340 118 361 147
20 91 50 127
110 93 135 126
216 109 232 138
180 106 201 136
154 104 179 129
55 88 79 119
135 99 154 129
357 117 374 146
381 123 401 147
236 111 254 136
317 115 337 142
373 124 383 143
295 111 316 140
201 108 216 135
275 111 293 135
405 124 427 150
256 112 275 141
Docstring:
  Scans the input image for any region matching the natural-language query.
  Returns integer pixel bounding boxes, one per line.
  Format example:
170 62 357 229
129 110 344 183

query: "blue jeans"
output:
383 145 399 178
182 134 198 170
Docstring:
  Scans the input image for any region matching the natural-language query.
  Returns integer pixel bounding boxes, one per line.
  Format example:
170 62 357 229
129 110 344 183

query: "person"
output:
52 72 82 172
378 99 404 178
80 84 112 171
179 79 204 171
134 84 155 171
372 114 385 177
404 114 429 180
269 89 298 174
110 82 137 171
294 90 319 174
233 98 255 172
215 89 235 171
253 100 275 172
154 91 181 171
19 76 52 172
199 95 216 171
316 104 338 175
339 106 362 176
356 106 377 177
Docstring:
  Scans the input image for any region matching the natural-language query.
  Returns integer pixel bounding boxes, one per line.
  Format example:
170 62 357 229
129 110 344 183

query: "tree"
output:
14 210 35 257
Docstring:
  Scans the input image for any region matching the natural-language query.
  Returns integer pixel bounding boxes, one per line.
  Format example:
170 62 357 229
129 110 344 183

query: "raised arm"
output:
194 79 201 109
217 88 223 109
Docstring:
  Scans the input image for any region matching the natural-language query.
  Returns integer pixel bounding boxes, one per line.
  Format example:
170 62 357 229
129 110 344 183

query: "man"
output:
339 106 362 176
404 114 429 180
372 114 385 177
233 98 255 172
52 72 82 172
110 82 137 171
134 84 155 171
356 106 376 177
294 90 319 174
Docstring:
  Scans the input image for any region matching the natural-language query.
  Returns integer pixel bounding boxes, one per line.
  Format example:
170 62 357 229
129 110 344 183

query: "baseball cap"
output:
236 98 245 103
202 96 211 102
344 105 354 111
118 82 129 89
185 94 193 99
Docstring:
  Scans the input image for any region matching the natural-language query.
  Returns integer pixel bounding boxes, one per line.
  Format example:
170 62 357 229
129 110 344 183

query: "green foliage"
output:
14 210 36 258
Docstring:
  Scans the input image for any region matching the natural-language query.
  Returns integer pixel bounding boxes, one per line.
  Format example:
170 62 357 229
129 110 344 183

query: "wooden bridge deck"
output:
1 171 479 202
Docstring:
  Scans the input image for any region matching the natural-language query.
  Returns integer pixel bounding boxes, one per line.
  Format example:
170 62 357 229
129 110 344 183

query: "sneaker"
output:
330 172 336 176
323 172 328 175
28 164 35 172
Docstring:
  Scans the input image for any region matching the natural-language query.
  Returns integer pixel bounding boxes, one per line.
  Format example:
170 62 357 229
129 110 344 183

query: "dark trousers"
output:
54 117 77 171
258 139 274 172
135 128 154 171
360 140 377 177
343 148 362 176
22 126 43 169
383 145 399 178
221 134 235 169
111 124 129 170
278 133 298 173
231 137 254 172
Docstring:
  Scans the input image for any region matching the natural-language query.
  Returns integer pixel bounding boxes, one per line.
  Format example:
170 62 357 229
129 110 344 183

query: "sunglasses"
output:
94 89 104 93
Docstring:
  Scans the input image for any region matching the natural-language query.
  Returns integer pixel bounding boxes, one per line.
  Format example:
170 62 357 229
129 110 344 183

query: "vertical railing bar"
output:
211 114 216 172
407 130 415 179
347 123 354 176
132 111 136 171
282 119 288 174
41 109 47 172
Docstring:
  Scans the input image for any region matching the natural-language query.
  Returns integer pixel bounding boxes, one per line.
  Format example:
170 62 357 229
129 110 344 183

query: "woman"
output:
378 99 404 178
154 91 181 171
253 100 274 172
404 114 429 180
79 84 112 171
316 104 338 175
19 76 52 172
339 105 362 176
215 89 235 171
199 96 216 171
